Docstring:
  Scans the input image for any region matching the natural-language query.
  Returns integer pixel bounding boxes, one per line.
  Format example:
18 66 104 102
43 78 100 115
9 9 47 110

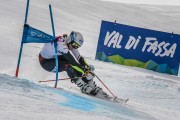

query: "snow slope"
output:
102 0 180 6
0 73 160 120
0 0 180 120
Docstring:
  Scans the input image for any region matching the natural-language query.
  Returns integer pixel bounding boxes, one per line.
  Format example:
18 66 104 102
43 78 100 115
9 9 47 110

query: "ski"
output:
111 97 129 104
94 95 129 104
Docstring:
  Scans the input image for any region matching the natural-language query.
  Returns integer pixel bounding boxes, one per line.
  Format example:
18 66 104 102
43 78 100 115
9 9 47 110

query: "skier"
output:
38 31 109 99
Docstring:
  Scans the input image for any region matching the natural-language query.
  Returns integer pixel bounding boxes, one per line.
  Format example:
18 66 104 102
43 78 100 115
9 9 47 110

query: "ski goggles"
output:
70 41 80 49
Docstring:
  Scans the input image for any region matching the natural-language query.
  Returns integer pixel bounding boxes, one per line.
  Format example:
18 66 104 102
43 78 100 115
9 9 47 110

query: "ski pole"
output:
38 76 86 83
95 74 116 98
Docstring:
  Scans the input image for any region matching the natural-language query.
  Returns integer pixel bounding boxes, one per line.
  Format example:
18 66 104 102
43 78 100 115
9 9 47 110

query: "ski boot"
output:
75 78 94 94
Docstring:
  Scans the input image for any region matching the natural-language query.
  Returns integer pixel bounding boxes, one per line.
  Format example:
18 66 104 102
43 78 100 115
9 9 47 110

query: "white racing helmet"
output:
66 31 84 49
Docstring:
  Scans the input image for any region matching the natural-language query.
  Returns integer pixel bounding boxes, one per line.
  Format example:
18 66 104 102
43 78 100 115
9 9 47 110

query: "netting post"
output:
15 0 30 77
49 4 59 88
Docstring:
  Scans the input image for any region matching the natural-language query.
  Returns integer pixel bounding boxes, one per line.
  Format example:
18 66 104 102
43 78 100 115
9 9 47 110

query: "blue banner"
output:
96 20 180 75
22 24 55 43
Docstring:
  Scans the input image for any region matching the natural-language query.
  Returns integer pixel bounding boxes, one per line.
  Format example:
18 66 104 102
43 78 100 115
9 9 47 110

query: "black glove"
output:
84 64 95 72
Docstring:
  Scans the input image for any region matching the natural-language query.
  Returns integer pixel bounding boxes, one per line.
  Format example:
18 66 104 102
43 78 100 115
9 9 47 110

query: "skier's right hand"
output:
85 64 95 72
